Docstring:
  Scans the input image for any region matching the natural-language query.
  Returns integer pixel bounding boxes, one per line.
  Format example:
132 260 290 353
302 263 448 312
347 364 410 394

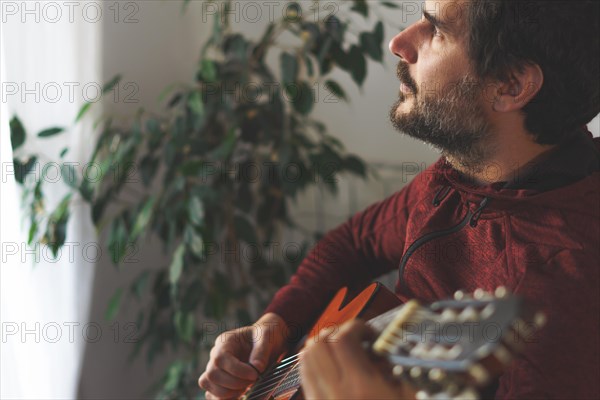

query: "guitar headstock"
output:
371 287 545 399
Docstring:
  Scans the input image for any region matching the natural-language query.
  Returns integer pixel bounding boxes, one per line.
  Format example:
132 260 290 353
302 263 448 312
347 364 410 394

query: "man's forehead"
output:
424 0 469 35
424 0 468 16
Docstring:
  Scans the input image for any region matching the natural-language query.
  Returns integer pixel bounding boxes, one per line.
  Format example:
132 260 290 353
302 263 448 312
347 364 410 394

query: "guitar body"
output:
307 283 402 339
243 283 401 400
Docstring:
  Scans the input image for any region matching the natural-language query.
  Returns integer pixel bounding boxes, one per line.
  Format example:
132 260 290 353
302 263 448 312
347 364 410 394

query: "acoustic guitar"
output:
241 283 545 400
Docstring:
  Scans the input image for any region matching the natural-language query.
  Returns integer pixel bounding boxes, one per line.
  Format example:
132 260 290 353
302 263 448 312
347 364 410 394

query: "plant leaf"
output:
343 155 367 177
284 2 302 22
287 81 314 115
325 80 347 101
188 91 205 116
188 197 204 226
61 163 78 188
324 15 344 42
360 32 383 62
132 270 151 300
174 311 195 342
163 361 185 392
184 225 205 259
14 157 37 184
10 116 26 150
105 288 123 321
79 178 94 202
27 219 38 244
303 53 314 77
348 45 367 86
280 52 298 87
131 197 155 240
108 218 127 264
350 0 369 17
75 102 92 122
37 127 64 138
374 21 384 44
168 243 185 286
381 1 401 9
158 82 177 103
199 59 217 83
102 74 122 94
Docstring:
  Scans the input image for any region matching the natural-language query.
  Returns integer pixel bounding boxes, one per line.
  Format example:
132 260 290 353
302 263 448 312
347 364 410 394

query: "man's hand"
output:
299 319 416 400
198 313 290 400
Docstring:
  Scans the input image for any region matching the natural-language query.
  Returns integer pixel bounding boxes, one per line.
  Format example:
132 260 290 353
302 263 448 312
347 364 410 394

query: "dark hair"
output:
467 0 599 144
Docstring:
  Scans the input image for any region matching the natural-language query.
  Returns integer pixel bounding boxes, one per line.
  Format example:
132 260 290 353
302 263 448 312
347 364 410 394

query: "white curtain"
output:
1 4 101 398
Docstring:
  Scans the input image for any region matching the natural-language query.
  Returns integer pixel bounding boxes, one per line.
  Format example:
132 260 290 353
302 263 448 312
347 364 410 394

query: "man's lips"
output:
400 82 414 94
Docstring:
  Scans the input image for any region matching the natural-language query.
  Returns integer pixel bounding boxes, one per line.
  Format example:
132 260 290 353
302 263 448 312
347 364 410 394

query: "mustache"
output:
396 62 417 94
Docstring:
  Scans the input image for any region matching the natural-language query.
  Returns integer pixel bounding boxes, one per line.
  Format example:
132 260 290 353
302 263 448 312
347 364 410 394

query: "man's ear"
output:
490 63 544 112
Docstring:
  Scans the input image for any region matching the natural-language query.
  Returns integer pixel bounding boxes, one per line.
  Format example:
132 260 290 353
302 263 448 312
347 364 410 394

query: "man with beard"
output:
199 0 599 398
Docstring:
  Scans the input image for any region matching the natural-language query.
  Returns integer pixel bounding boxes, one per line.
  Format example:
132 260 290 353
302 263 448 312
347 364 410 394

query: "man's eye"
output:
432 25 442 38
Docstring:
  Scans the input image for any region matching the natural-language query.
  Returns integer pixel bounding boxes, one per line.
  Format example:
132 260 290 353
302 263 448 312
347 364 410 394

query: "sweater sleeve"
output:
263 182 419 334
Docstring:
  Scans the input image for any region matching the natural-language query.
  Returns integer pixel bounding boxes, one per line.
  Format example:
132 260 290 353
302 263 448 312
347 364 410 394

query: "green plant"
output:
11 0 402 397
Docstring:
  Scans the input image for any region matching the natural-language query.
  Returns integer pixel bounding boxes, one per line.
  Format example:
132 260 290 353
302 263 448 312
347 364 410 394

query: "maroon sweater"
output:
265 129 600 399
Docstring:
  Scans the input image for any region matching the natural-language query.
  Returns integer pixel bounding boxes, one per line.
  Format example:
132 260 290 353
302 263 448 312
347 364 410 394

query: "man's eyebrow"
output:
422 10 455 35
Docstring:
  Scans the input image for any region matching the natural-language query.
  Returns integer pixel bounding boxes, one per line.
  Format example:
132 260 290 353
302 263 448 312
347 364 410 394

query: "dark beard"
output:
389 64 494 172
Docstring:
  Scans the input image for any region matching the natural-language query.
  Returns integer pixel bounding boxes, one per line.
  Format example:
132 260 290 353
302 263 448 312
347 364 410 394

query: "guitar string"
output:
272 353 300 370
246 307 434 399
244 309 406 399
246 358 301 400
245 354 302 398
247 300 503 399
247 362 302 400
248 353 300 400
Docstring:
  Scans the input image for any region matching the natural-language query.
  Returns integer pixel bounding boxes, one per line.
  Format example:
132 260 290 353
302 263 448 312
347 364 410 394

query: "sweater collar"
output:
439 127 600 197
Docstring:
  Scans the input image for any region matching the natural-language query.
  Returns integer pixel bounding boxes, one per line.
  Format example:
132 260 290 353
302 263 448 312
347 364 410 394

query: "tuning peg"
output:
458 306 479 322
410 366 423 379
453 387 479 400
468 364 490 385
494 286 508 298
503 326 526 352
373 300 421 355
534 312 547 328
511 318 534 338
415 390 430 400
431 393 454 400
493 345 512 365
447 344 463 360
443 383 460 397
441 308 458 322
480 303 495 320
410 342 428 358
454 290 466 300
428 344 450 360
473 288 490 300
428 368 446 382
392 365 405 377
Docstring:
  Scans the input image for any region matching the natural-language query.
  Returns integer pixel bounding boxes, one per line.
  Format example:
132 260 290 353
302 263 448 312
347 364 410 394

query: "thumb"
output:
248 335 271 373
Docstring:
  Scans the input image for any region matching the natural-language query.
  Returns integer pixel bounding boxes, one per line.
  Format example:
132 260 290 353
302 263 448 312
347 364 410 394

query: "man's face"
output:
388 0 493 169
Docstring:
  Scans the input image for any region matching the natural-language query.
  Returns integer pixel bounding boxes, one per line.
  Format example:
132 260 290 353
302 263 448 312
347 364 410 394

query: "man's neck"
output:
446 127 557 186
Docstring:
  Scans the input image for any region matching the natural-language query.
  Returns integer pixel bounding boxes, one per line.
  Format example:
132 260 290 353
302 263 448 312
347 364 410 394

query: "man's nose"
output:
388 23 419 64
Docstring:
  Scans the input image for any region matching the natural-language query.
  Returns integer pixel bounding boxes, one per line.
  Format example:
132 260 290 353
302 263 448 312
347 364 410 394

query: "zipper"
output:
398 197 489 290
